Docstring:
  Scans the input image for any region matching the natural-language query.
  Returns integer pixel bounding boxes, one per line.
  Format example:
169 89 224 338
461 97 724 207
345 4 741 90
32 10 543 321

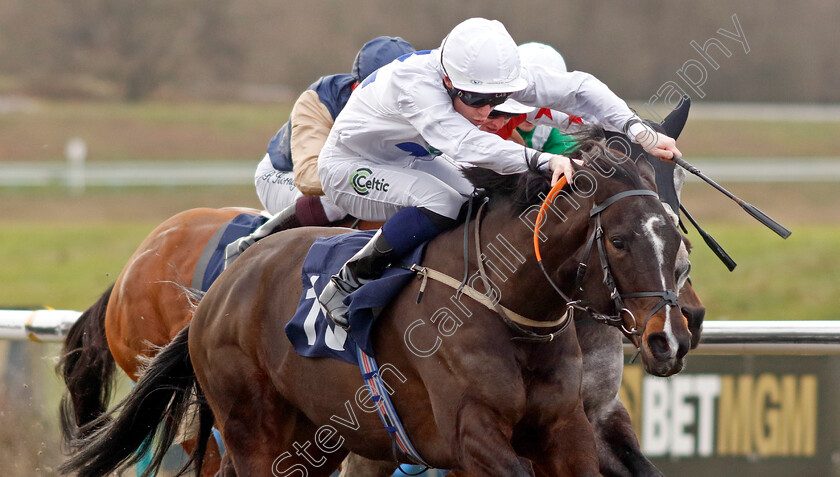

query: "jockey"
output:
479 97 576 155
317 17 682 328
226 36 414 265
514 44 579 154
478 97 534 138
495 42 585 150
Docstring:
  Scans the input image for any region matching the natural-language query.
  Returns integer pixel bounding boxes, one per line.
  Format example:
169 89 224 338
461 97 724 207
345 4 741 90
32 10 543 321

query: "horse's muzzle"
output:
641 325 690 377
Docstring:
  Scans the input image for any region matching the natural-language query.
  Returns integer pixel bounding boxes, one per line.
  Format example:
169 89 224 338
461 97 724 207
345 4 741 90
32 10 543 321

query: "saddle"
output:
191 212 383 292
285 230 425 365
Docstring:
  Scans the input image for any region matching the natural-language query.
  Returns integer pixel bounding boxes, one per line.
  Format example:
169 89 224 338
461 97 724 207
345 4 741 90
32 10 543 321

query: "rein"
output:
533 178 680 348
412 199 572 343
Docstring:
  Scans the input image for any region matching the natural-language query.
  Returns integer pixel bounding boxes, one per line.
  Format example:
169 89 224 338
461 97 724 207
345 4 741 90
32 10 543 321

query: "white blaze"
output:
642 215 678 353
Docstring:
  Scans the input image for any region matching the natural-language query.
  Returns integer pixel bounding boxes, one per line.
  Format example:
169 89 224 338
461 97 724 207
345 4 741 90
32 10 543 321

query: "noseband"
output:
534 179 680 347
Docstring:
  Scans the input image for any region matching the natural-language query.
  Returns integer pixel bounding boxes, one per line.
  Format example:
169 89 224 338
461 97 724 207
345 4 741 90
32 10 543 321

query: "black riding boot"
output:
318 229 395 329
224 204 301 269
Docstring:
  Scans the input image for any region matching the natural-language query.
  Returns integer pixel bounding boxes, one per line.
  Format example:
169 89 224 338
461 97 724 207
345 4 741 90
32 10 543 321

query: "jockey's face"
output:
454 99 494 126
479 110 517 134
479 113 511 134
444 76 502 127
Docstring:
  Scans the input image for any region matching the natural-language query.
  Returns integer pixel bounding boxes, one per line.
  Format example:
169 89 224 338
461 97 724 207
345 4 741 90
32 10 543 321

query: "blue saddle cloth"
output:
285 230 426 365
191 213 268 292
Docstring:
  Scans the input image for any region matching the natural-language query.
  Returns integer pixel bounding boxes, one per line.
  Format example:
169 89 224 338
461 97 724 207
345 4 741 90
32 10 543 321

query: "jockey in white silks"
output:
317 17 682 328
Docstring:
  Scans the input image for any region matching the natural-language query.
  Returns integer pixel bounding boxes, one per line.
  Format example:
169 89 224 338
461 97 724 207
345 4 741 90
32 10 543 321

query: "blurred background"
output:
0 0 838 475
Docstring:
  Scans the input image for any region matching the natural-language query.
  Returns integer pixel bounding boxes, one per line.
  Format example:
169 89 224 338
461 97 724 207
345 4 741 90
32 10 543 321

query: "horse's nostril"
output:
646 333 671 360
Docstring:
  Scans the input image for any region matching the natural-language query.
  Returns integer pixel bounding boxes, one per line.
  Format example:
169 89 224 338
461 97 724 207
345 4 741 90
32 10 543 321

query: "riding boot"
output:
224 204 301 269
318 229 395 329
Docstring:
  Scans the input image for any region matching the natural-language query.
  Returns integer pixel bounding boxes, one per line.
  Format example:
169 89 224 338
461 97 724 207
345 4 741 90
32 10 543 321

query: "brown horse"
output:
56 204 702 477
59 142 694 477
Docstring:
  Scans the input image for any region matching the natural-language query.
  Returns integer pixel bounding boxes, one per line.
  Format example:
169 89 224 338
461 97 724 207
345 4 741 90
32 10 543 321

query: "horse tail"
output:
58 324 214 477
56 284 117 445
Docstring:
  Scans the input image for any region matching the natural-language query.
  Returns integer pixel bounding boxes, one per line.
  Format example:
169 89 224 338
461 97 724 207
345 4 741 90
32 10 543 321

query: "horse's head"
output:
568 143 690 376
504 139 689 376
464 137 694 376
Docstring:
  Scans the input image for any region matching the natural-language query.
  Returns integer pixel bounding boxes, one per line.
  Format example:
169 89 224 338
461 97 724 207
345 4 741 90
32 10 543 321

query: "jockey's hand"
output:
635 130 682 161
548 154 584 186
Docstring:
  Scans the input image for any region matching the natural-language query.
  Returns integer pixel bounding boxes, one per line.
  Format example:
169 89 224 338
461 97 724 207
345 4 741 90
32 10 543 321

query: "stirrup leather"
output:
223 205 300 270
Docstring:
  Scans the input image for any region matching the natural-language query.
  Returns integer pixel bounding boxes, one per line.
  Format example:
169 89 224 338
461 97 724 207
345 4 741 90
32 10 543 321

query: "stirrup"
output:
223 235 255 270
317 229 396 329
319 277 353 329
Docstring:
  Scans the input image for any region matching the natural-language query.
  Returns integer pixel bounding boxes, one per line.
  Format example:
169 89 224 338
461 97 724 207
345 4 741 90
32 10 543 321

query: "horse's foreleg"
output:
454 402 536 477
590 399 663 477
531 401 601 477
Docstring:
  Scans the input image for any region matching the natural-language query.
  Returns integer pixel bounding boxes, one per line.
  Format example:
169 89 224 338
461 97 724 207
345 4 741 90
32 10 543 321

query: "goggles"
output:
444 81 511 108
488 110 520 120
454 89 510 108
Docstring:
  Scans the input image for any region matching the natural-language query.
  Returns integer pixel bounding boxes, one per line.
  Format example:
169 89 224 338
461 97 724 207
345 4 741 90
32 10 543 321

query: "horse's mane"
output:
463 129 649 214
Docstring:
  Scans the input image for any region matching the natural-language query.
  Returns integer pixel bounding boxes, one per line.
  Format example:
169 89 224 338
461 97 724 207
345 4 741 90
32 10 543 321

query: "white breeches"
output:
254 154 346 221
318 147 475 222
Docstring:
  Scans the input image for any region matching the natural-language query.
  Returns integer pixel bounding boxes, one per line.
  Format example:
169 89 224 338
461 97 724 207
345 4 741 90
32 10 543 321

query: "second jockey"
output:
225 36 414 266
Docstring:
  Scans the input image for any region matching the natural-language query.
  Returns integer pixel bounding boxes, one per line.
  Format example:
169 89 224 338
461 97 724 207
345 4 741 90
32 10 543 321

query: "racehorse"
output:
59 139 695 477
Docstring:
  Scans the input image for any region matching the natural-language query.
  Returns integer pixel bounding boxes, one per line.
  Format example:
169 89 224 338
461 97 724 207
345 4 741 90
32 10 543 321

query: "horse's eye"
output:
610 237 626 250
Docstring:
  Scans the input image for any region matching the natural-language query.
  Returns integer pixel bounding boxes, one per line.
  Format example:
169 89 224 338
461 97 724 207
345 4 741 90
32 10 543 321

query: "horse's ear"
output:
660 95 691 140
636 154 658 192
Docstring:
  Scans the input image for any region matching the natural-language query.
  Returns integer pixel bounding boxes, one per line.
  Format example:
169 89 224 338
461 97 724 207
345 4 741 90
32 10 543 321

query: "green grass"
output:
686 224 840 321
0 222 155 309
0 219 836 321
678 120 840 158
2 100 839 166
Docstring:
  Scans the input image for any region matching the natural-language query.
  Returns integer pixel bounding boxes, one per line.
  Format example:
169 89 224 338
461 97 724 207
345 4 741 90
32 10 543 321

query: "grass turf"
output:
0 217 835 321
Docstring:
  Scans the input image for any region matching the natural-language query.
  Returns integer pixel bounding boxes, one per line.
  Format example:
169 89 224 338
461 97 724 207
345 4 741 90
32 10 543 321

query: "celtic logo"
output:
350 168 390 195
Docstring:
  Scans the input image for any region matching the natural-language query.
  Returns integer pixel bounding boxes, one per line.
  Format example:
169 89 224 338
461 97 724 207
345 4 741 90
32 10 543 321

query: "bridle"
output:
533 177 680 348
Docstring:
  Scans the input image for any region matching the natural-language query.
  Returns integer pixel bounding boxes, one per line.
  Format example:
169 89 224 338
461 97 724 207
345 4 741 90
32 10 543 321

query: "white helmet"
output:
494 97 535 114
518 42 567 73
439 18 528 94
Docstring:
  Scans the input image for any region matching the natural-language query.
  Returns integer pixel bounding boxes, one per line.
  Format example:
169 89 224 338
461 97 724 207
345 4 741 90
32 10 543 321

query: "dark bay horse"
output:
56 204 702 477
59 142 694 477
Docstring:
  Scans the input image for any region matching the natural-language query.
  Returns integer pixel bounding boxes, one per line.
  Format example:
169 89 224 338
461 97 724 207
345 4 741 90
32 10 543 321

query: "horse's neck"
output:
424 200 588 322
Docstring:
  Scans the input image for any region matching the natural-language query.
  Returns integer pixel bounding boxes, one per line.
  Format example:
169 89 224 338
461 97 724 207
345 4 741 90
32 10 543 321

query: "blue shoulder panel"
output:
267 74 356 171
311 74 357 120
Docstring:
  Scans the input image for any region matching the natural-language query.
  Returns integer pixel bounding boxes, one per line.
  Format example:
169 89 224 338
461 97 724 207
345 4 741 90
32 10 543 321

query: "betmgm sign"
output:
621 355 838 475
